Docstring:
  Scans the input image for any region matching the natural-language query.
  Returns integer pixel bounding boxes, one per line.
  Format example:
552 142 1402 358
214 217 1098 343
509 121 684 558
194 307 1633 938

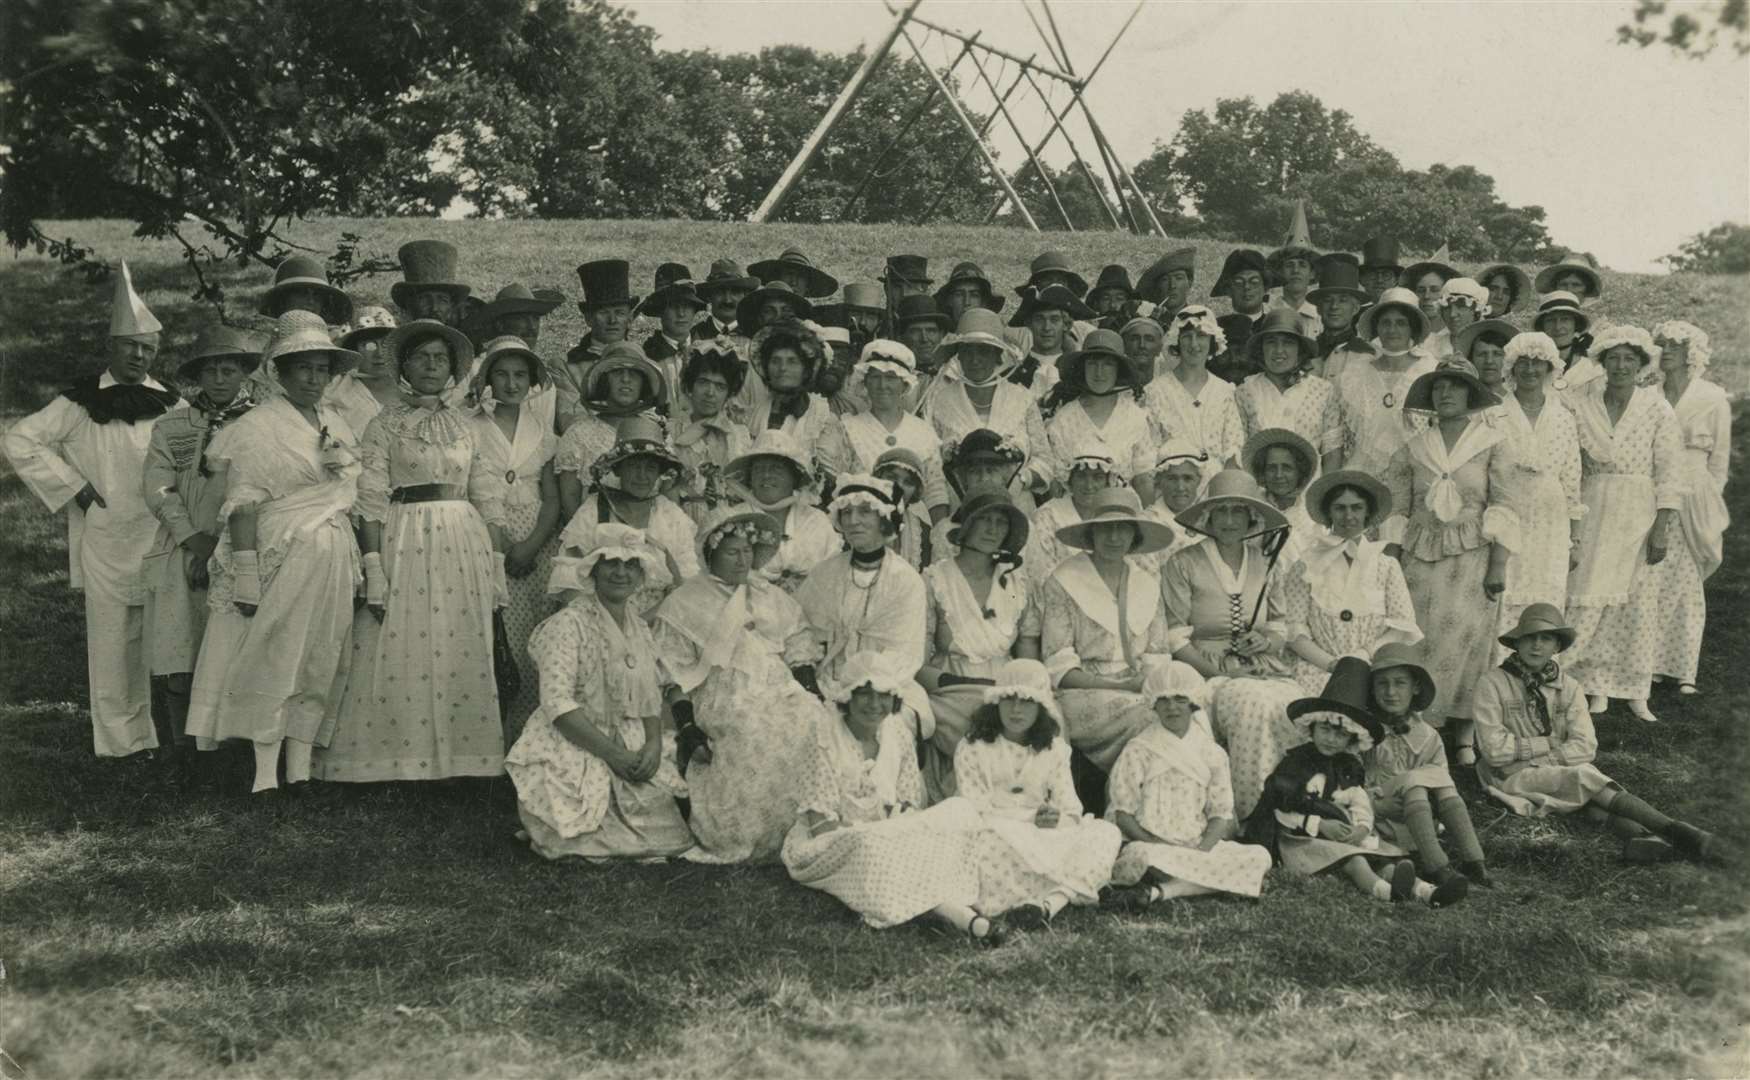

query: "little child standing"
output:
1474 604 1721 863
1245 658 1467 908
1104 661 1273 908
1365 643 1493 889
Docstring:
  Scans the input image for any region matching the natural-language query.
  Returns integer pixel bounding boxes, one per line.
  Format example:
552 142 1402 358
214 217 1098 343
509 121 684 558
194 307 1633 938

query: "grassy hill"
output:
4 217 1747 413
1 218 1747 1079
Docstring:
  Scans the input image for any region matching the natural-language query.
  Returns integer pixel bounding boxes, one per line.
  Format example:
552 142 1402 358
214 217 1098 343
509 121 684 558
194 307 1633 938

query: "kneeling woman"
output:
506 526 693 860
653 508 831 863
954 659 1122 928
782 651 1001 944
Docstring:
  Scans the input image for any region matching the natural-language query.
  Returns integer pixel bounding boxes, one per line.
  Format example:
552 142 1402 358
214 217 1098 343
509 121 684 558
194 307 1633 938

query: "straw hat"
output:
1175 469 1288 539
1497 602 1578 653
1367 642 1437 713
1054 486 1177 556
1534 260 1602 301
391 241 471 311
1243 427 1318 484
261 312 362 377
338 305 398 350
1453 318 1519 361
947 492 1030 554
475 335 546 388
696 507 783 570
934 261 1006 313
479 283 562 327
590 415 684 483
939 308 1020 365
1245 307 1317 365
1015 251 1089 297
1477 264 1534 314
1531 291 1591 335
1286 657 1384 750
585 342 669 407
980 658 1063 724
1355 286 1427 341
1303 469 1392 528
1404 357 1501 413
259 254 353 325
175 324 264 383
385 318 474 381
724 428 816 491
109 261 162 340
749 248 839 298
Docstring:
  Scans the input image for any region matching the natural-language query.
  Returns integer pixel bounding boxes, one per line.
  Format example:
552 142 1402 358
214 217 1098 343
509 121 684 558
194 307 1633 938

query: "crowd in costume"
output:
4 229 1733 943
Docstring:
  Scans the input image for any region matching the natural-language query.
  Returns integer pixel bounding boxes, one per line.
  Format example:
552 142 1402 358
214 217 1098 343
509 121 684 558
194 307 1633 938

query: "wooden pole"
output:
1078 92 1141 233
895 6 1079 84
749 0 923 224
1082 103 1167 236
840 34 977 220
918 61 1031 224
895 24 1039 230
985 69 1120 229
964 48 1074 230
1020 0 1072 75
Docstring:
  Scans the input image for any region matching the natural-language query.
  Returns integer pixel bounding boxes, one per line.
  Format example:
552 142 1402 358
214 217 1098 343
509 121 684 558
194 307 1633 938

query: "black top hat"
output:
894 294 952 331
1090 264 1137 299
1008 283 1095 328
1360 237 1403 273
1211 250 1269 299
1306 260 1368 304
575 259 640 314
881 254 932 286
934 261 1006 313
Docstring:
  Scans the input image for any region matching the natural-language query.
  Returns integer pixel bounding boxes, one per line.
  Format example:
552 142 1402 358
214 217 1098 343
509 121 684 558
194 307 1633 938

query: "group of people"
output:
5 224 1732 943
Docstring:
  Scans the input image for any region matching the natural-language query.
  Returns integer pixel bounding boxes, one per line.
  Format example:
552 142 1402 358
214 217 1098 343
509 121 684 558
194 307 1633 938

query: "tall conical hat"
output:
109 261 162 340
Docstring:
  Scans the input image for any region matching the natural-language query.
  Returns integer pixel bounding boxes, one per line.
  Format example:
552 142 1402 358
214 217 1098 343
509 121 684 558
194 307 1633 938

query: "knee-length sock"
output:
1434 791 1486 863
1401 787 1449 871
251 739 282 793
1603 790 1675 837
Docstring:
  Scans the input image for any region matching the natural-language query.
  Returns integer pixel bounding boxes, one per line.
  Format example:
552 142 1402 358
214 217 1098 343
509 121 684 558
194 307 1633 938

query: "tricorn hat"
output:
1008 283 1095 328
1211 249 1270 299
259 254 354 326
1016 251 1090 297
749 248 839 298
391 241 471 311
1137 247 1198 303
575 259 640 314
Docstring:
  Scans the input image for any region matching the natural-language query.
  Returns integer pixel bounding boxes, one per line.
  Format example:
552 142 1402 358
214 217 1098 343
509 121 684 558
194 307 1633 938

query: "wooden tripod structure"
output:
747 0 1163 234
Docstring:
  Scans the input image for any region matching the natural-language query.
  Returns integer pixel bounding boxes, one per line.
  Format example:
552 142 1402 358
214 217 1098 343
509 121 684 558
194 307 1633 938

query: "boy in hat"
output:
1009 284 1094 401
1137 247 1196 321
894 295 952 407
259 254 354 327
934 261 1006 323
141 325 262 780
1308 257 1369 373
390 240 471 326
1088 265 1138 327
879 255 932 323
1358 237 1404 300
558 258 639 423
1210 249 1270 384
839 282 886 341
1266 201 1323 338
640 264 706 416
4 263 184 760
474 284 562 348
696 259 758 339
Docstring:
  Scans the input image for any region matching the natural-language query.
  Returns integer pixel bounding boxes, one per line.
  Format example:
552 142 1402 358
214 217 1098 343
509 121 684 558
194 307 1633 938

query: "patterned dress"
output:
315 401 507 782
653 575 829 863
555 493 698 618
1041 555 1176 771
1233 374 1343 463
1331 350 1437 545
552 412 622 488
1383 417 1525 721
1564 385 1687 700
1106 722 1272 896
921 368 1056 500
955 736 1123 912
1162 541 1302 818
746 499 840 596
504 598 692 859
469 404 558 739
842 410 949 508
780 713 985 928
1472 664 1612 816
1046 396 1160 483
671 415 752 527
1278 535 1422 694
1646 378 1730 685
1494 394 1584 650
1144 371 1243 467
920 558 1041 802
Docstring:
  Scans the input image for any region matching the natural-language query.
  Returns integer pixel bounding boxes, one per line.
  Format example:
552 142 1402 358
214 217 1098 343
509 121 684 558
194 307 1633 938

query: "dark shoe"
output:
1622 834 1675 863
1429 874 1469 909
1667 822 1721 863
1457 860 1494 888
1428 863 1468 888
1103 886 1156 913
1005 904 1050 931
1389 859 1419 903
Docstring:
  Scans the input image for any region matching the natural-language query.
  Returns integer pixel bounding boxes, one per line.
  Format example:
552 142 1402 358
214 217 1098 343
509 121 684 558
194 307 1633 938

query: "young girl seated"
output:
1365 643 1493 888
1245 658 1466 908
1474 604 1721 863
954 659 1123 929
1105 661 1273 908
780 652 1003 945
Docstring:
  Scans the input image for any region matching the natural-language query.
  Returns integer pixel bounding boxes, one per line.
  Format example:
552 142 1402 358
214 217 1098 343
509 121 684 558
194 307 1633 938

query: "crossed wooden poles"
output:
748 0 1164 234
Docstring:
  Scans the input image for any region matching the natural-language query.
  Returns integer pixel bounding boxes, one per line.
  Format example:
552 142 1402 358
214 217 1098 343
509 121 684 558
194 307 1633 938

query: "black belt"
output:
390 483 467 504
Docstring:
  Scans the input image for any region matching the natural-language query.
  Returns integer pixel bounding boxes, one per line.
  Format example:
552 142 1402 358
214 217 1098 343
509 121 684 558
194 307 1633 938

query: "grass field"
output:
1 219 1748 1079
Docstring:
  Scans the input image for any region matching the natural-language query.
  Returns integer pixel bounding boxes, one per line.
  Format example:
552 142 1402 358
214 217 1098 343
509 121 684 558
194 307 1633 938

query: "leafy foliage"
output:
1617 0 1750 56
1663 221 1750 273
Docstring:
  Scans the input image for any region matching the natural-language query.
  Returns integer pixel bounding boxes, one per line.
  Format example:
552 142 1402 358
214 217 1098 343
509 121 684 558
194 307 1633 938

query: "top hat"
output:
1176 468 1289 539
840 282 886 314
1137 247 1197 303
1306 260 1369 304
1360 237 1404 274
934 261 1006 313
391 241 472 311
260 254 354 326
575 258 640 314
1211 249 1270 299
749 248 839 298
1053 486 1177 556
881 254 932 286
1534 260 1603 301
1008 283 1095 328
1016 251 1090 297
1286 657 1385 749
1366 642 1437 714
698 258 760 298
176 324 264 383
1497 602 1578 653
893 294 952 331
1090 264 1137 300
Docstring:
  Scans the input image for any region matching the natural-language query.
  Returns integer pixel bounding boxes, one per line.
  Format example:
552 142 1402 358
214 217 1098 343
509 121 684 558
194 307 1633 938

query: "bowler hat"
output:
1016 251 1089 297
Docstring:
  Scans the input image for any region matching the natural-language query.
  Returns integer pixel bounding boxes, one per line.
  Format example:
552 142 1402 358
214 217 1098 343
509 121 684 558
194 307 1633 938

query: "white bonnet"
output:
1503 331 1561 369
1651 320 1711 371
1438 277 1490 309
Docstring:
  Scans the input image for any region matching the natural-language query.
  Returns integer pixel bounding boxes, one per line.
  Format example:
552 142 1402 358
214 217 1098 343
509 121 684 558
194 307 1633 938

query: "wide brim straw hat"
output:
1534 261 1602 301
584 343 669 408
1497 602 1579 653
481 283 562 322
384 318 475 381
475 335 547 388
980 658 1063 724
590 415 685 483
261 312 363 378
696 507 783 570
176 324 264 383
1355 286 1427 341
1532 291 1592 334
940 308 1021 365
724 429 816 490
259 254 354 326
1404 357 1501 413
948 492 1030 553
1453 318 1519 362
1303 469 1392 528
1242 427 1318 486
1175 468 1289 540
1366 642 1437 713
1286 657 1384 750
1477 264 1534 313
1054 486 1177 556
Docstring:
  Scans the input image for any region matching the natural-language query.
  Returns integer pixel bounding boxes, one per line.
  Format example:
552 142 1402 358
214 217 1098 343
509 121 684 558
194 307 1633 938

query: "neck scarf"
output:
1006 355 1042 389
1501 654 1559 736
767 389 811 429
62 375 180 425
192 391 257 476
403 393 467 445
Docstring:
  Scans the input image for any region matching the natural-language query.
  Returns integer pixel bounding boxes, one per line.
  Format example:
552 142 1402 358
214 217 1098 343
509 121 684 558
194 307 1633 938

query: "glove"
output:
231 549 261 606
363 552 387 607
492 552 510 609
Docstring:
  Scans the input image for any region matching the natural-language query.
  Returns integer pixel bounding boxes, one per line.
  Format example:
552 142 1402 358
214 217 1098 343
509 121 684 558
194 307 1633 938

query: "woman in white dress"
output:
921 308 1056 509
320 306 402 440
653 508 830 863
1025 452 1129 592
1243 427 1319 570
316 319 510 783
1563 326 1686 724
918 493 1041 802
841 339 949 520
1164 470 1301 818
1647 320 1730 695
1233 309 1342 467
186 316 364 797
722 429 839 595
1042 328 1161 504
552 415 697 619
1144 306 1243 469
1280 470 1422 695
781 651 1001 945
467 336 561 740
505 525 693 860
555 344 669 522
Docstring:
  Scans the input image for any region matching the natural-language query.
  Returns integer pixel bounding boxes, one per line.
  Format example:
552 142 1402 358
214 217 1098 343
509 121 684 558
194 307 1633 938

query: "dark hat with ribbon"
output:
736 280 815 333
949 491 1030 554
934 261 1006 313
260 254 354 326
1138 247 1198 303
1008 283 1095 328
638 276 707 318
1090 264 1137 300
749 248 839 298
575 259 640 314
893 294 952 331
698 258 760 298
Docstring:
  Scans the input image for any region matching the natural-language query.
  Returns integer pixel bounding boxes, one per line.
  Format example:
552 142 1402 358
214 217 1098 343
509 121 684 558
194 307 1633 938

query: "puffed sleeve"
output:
1380 445 1413 548
1049 739 1084 817
1480 433 1524 553
1041 575 1079 685
355 412 394 524
1106 741 1145 820
1649 401 1689 510
466 428 510 529
811 409 854 479
209 419 281 519
142 420 199 545
529 610 587 720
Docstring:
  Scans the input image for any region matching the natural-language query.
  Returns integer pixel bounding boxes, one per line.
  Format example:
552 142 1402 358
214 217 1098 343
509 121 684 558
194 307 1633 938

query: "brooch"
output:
1339 610 1354 622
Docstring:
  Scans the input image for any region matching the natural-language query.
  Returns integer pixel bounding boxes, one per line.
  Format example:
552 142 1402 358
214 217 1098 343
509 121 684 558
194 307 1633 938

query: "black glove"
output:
672 700 708 775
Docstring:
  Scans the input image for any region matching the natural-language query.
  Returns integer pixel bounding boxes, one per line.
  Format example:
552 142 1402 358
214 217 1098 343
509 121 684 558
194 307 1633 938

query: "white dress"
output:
1495 394 1584 645
1279 534 1423 695
1107 722 1272 896
1232 374 1343 463
745 499 840 596
1330 351 1437 546
921 365 1056 498
842 410 949 508
469 404 559 737
186 399 361 751
1646 378 1731 685
556 493 697 618
1144 371 1243 466
1046 396 1159 483
955 736 1123 911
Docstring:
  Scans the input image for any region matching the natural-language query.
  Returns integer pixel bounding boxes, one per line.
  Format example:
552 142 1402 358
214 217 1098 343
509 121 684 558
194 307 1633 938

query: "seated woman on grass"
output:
1473 604 1723 864
1104 661 1273 908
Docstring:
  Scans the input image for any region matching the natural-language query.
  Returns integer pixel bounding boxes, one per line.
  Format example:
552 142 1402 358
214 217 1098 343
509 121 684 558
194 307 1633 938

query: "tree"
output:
1618 0 1749 56
1663 222 1750 273
1001 161 1121 232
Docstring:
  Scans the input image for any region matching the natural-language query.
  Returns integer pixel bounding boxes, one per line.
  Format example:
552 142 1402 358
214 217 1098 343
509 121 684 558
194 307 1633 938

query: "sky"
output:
616 0 1750 273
